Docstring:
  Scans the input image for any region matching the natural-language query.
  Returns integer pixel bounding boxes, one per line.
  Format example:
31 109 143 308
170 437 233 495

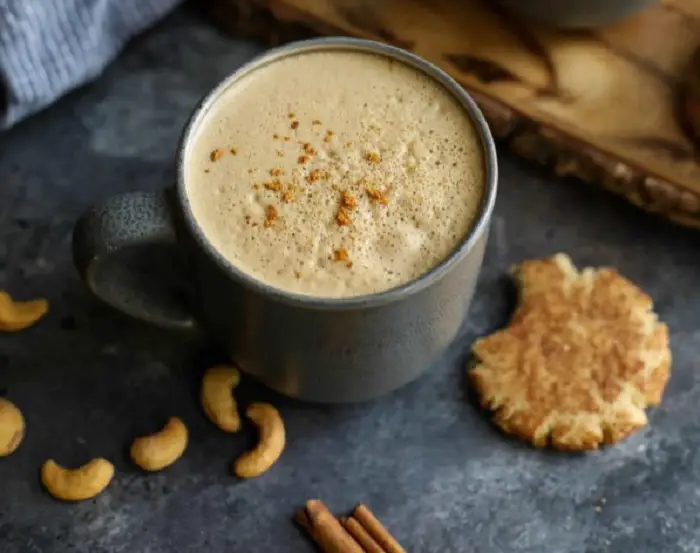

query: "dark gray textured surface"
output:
1 8 700 553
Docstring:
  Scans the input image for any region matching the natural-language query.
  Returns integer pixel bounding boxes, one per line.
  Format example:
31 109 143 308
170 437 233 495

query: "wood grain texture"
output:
200 0 700 228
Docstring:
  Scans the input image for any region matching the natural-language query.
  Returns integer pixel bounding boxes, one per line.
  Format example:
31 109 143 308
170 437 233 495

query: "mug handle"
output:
72 190 197 331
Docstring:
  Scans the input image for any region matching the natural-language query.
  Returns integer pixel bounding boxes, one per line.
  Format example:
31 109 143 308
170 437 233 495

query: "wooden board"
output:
201 0 700 228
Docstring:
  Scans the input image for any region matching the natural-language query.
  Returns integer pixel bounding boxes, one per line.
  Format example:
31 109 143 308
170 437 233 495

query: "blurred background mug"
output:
491 0 657 28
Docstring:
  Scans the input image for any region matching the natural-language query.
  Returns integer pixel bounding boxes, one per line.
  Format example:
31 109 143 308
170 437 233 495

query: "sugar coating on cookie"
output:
470 253 670 451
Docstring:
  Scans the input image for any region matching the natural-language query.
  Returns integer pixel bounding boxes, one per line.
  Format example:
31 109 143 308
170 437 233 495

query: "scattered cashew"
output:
233 403 285 478
0 291 48 331
130 416 188 471
200 365 241 432
41 458 115 501
0 398 25 457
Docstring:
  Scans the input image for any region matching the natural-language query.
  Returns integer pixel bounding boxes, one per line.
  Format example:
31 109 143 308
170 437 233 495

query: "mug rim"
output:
175 37 498 310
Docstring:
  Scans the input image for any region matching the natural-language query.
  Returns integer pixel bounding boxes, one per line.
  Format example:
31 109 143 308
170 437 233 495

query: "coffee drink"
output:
186 50 484 298
75 39 497 402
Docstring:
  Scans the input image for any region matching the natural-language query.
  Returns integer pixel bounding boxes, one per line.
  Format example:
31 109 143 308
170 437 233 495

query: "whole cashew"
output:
233 403 285 478
41 458 115 501
200 365 241 432
130 416 188 471
0 398 25 457
0 291 48 331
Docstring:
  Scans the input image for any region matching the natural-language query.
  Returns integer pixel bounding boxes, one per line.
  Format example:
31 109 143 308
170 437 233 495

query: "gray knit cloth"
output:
0 0 182 129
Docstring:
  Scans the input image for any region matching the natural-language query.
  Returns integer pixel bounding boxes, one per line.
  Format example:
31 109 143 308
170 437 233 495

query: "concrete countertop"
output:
1 7 700 553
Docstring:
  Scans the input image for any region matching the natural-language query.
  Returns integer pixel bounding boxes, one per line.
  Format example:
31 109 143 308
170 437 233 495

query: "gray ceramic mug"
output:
72 38 498 403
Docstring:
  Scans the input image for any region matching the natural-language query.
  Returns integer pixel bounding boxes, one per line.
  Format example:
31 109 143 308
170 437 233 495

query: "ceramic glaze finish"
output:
186 224 487 401
72 191 196 330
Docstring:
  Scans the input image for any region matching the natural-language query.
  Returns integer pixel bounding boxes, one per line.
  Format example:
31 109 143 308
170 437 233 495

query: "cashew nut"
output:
130 416 188 471
201 365 241 432
0 398 25 457
233 403 285 478
41 458 115 501
0 291 48 331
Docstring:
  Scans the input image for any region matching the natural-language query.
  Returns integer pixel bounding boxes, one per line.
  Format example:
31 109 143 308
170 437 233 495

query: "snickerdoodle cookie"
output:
470 254 670 451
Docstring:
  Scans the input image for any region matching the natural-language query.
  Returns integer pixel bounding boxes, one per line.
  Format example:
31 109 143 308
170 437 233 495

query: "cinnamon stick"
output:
352 504 407 553
295 499 364 553
341 516 385 553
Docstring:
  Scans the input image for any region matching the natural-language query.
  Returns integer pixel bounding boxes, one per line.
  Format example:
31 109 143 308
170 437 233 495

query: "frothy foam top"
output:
186 50 485 298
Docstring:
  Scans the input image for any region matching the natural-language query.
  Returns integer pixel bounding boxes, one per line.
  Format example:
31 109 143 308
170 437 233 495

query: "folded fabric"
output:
0 0 182 130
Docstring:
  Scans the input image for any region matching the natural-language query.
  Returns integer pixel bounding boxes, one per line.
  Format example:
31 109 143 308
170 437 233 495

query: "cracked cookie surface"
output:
470 254 671 451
